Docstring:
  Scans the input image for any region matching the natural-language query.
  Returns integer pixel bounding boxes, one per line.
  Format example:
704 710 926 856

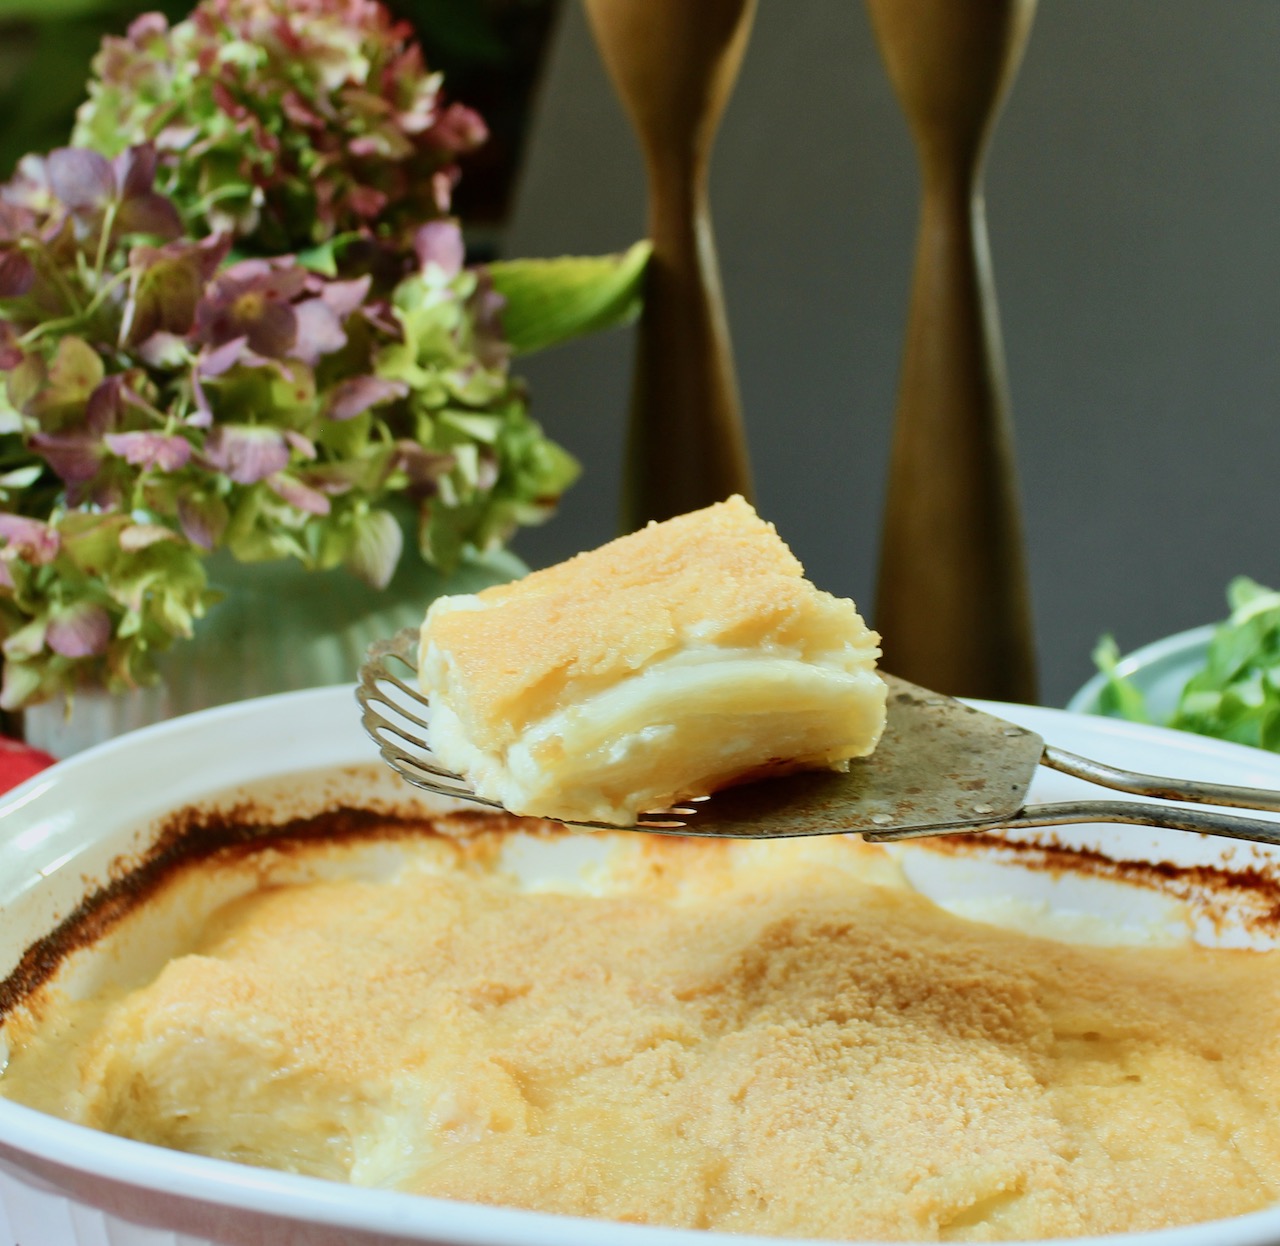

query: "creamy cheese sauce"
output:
4 830 1280 1241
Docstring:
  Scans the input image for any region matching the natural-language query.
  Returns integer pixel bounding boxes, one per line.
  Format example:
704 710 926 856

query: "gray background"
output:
501 0 1280 707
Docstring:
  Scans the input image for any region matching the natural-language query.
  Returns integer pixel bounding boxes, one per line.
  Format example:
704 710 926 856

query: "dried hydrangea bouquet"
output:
0 0 645 751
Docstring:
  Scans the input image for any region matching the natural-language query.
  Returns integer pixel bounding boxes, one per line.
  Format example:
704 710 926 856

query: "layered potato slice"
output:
419 496 886 825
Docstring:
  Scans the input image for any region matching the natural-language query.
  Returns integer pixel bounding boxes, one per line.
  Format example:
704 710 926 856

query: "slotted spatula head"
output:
672 676 1046 839
357 629 1047 837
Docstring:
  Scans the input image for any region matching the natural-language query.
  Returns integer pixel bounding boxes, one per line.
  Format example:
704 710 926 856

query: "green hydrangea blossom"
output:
0 145 586 709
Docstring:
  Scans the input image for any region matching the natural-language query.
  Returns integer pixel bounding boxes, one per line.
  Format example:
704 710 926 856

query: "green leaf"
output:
344 506 402 589
2 615 47 660
1090 634 1151 724
0 464 43 489
31 336 104 424
295 233 363 278
0 657 44 711
486 240 651 356
1162 580 1280 751
439 410 502 444
1227 575 1280 616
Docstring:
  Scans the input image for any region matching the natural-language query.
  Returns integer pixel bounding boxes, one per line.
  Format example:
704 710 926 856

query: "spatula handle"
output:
864 799 1280 848
864 735 1280 845
1042 745 1280 813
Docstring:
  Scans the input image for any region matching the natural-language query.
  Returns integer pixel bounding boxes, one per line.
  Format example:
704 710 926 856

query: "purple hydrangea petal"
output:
124 11 169 42
391 440 453 493
346 185 387 220
323 375 407 421
0 249 35 300
157 123 200 153
283 429 317 458
115 192 184 241
193 232 234 280
30 432 103 485
290 297 346 364
267 471 331 515
294 462 362 494
195 257 312 359
85 376 125 434
1 155 52 215
176 489 227 550
0 323 23 371
244 300 298 358
189 370 213 426
428 103 488 153
196 293 296 358
198 336 251 377
112 144 159 203
413 219 464 278
105 430 193 471
0 514 60 563
319 276 372 321
45 148 115 211
46 601 112 658
220 258 309 302
121 241 212 345
70 474 123 512
203 424 290 484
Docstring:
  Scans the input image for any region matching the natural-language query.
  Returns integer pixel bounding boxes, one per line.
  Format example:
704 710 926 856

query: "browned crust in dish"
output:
7 820 1280 1241
0 798 534 1021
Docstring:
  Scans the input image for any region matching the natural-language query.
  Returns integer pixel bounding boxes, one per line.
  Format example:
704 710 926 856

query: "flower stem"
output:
93 201 120 284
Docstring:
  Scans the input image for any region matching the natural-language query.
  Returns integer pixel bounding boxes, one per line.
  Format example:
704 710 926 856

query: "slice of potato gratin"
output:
418 495 887 825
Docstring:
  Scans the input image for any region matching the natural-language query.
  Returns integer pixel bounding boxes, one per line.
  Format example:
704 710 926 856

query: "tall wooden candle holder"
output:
584 0 756 530
867 0 1039 702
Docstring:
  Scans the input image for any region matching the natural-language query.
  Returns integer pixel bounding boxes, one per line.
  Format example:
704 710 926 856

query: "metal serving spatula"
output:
357 627 1280 846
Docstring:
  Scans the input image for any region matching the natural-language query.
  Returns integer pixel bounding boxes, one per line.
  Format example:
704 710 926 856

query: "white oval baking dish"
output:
5 687 1280 1246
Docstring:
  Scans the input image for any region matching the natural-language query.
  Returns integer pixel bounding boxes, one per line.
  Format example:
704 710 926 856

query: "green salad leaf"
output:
1093 577 1280 751
1090 634 1152 724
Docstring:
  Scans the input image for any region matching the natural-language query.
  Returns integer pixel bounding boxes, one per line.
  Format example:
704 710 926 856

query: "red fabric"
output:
0 736 55 793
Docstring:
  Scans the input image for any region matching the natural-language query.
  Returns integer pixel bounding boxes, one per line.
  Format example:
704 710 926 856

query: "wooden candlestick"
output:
867 0 1039 702
583 0 756 530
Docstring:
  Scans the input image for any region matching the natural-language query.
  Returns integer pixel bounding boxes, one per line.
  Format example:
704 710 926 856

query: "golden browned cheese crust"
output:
424 494 875 737
7 833 1280 1241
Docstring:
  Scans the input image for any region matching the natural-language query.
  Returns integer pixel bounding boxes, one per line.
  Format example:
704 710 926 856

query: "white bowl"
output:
5 687 1280 1246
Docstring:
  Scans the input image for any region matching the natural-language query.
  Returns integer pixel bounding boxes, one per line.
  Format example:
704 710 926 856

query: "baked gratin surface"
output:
4 828 1280 1242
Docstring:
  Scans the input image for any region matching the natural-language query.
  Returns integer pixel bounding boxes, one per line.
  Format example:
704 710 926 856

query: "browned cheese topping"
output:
4 832 1280 1241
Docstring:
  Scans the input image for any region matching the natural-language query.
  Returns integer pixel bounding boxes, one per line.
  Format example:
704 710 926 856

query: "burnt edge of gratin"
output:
917 830 1280 937
0 792 561 1022
5 799 1280 1024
